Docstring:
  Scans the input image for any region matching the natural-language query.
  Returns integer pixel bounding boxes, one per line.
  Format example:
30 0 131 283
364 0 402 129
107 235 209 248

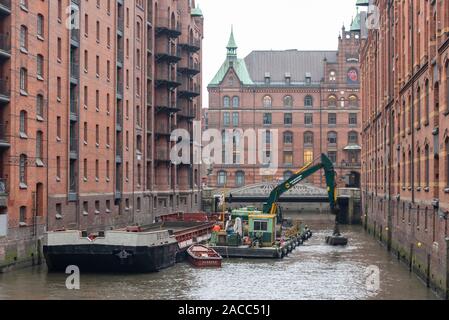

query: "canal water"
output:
0 225 439 300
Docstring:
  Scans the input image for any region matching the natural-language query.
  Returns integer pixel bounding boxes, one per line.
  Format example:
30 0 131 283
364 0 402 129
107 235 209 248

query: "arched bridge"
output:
223 182 330 204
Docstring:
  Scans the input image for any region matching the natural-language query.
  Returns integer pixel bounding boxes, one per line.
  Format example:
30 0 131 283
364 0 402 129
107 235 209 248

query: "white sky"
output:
198 0 359 108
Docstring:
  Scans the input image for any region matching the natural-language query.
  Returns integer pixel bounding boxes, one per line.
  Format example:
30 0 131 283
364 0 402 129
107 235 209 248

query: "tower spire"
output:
226 25 237 57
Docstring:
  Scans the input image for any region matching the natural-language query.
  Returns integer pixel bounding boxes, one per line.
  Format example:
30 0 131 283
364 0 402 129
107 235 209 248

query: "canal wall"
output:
363 192 449 299
0 224 44 273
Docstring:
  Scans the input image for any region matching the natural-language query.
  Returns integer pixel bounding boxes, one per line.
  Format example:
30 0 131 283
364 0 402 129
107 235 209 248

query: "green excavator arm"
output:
262 153 339 220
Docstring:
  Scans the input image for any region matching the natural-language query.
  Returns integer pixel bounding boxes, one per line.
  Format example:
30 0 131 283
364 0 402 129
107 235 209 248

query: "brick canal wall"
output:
0 224 45 273
362 192 449 299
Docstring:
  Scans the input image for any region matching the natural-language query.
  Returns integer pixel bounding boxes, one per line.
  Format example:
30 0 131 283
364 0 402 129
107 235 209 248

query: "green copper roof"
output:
356 0 369 6
191 5 203 17
209 58 254 86
227 26 237 49
350 10 361 31
209 26 254 86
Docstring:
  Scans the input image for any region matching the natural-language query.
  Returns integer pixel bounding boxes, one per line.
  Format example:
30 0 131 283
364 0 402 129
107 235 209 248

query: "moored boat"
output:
43 228 178 273
187 245 222 268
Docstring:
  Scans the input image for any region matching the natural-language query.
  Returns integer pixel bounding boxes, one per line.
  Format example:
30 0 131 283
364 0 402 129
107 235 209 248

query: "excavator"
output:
262 153 348 246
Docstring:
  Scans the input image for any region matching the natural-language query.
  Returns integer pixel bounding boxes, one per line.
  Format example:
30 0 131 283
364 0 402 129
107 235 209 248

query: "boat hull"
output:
187 255 222 268
43 243 178 273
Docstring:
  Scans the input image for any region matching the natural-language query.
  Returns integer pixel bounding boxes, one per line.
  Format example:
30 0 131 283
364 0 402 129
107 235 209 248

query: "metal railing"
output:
70 62 79 79
155 18 182 33
0 0 11 10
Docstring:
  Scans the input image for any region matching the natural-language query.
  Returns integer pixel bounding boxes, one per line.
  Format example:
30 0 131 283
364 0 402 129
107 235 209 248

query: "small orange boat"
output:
187 245 222 268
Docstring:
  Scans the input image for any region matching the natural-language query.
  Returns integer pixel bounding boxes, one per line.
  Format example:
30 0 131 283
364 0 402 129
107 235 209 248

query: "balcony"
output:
69 137 78 159
0 123 9 148
0 34 11 58
0 0 11 15
0 78 10 104
71 29 80 46
337 162 361 170
179 38 201 52
116 107 123 131
116 80 124 98
117 48 124 66
117 18 124 35
155 103 181 114
155 46 182 63
178 84 200 99
69 98 78 121
155 74 181 89
178 61 200 76
70 62 79 83
155 18 182 38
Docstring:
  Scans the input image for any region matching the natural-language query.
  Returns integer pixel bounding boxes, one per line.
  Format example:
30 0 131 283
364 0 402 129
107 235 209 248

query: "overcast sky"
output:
198 0 359 108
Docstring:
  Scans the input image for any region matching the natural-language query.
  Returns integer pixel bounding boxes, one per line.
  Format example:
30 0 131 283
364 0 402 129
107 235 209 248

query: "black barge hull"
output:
43 243 178 273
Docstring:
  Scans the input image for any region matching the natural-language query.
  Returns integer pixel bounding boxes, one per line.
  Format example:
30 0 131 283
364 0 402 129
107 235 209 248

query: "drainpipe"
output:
411 2 415 204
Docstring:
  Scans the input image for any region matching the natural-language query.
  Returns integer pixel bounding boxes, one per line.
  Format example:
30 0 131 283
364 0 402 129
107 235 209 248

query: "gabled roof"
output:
209 58 254 86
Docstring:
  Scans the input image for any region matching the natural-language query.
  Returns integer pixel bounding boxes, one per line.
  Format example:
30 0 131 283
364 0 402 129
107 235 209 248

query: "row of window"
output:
222 95 359 109
222 112 359 126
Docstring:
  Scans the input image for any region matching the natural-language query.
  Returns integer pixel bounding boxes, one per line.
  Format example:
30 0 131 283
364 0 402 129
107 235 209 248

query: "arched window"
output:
36 131 43 161
19 206 27 224
417 146 421 188
223 96 230 108
20 68 28 93
19 110 27 136
235 171 245 187
19 154 27 186
232 96 239 108
263 96 272 108
348 131 358 144
348 95 358 108
329 70 336 82
20 25 28 50
446 61 449 113
328 95 337 108
446 138 449 188
283 95 293 107
217 171 227 186
425 79 430 124
36 94 44 119
327 131 337 145
425 144 430 188
304 95 313 107
416 86 421 128
283 131 293 144
304 131 313 146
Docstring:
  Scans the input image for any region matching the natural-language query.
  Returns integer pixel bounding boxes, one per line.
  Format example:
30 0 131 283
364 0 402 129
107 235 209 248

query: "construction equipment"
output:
262 153 348 246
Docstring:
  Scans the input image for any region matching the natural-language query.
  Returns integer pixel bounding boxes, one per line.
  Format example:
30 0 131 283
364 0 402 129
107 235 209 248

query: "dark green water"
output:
0 226 439 300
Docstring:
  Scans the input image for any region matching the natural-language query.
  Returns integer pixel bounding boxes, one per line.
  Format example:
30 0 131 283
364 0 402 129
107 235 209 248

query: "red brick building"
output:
207 26 362 189
0 0 203 271
360 0 449 298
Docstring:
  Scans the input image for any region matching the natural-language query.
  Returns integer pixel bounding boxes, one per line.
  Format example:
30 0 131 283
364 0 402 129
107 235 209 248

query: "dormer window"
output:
285 72 291 85
264 72 270 85
305 73 311 85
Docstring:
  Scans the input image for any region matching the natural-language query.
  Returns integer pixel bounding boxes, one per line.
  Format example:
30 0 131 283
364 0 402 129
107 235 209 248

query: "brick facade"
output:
207 27 362 189
360 0 449 298
0 0 203 271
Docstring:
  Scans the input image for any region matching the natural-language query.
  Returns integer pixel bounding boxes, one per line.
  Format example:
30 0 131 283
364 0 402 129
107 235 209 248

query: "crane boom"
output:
262 154 338 216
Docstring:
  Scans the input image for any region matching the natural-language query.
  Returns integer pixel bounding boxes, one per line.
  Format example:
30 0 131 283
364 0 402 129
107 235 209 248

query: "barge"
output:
43 228 178 273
